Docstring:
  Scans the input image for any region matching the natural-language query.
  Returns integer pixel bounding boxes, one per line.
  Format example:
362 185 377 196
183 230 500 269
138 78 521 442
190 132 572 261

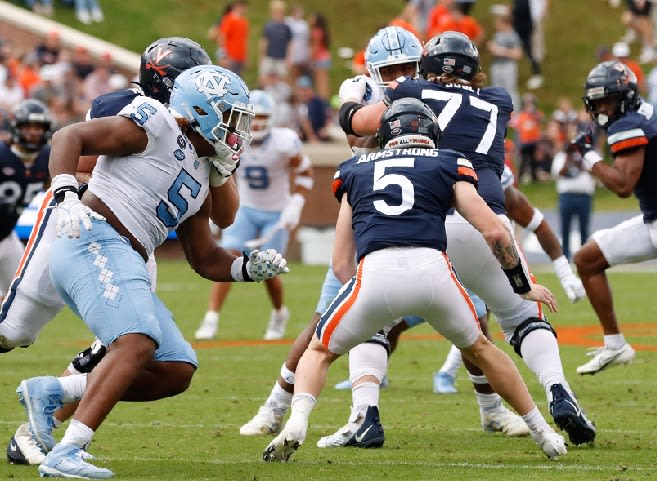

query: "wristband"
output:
209 167 229 187
525 208 544 232
230 253 254 282
51 174 79 204
582 151 602 171
338 101 364 137
503 261 532 294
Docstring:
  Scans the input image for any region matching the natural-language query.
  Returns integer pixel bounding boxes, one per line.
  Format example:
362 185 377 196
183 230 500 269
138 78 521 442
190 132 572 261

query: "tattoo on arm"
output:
491 239 520 269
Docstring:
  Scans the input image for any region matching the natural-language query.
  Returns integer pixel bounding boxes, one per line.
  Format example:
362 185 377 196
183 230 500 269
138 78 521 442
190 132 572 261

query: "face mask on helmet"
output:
249 89 275 142
376 98 441 150
582 60 639 128
420 31 481 81
10 99 54 153
366 26 422 88
139 37 212 104
169 65 254 163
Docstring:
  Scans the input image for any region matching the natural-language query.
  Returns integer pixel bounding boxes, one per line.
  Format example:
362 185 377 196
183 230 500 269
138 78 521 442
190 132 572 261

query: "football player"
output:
4 37 239 466
571 60 656 374
337 30 596 447
194 88 313 342
0 99 53 301
17 64 288 479
262 98 567 462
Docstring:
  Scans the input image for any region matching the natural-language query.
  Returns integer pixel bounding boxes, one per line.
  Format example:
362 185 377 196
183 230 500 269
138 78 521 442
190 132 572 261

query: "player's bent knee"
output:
510 317 556 357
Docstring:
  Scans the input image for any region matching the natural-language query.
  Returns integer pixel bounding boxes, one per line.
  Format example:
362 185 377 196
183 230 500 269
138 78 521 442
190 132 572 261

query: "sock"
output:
60 419 94 449
352 381 379 411
519 329 569 398
203 311 219 325
290 393 316 419
521 406 550 433
58 374 88 403
604 334 626 350
268 381 292 408
475 392 502 412
438 344 463 377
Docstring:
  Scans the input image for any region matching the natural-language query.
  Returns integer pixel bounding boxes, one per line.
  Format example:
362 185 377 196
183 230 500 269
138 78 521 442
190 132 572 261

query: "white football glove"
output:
211 154 240 181
246 249 289 282
552 255 586 303
279 193 306 230
56 191 105 238
338 75 371 105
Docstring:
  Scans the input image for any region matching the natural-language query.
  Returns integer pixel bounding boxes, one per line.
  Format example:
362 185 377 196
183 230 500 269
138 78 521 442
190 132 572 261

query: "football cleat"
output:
264 307 289 341
481 405 530 437
38 443 114 479
7 423 46 465
17 376 63 452
194 316 219 341
334 376 389 390
549 384 596 445
316 405 384 448
262 414 307 462
433 371 457 394
530 427 568 460
239 403 287 436
576 344 636 375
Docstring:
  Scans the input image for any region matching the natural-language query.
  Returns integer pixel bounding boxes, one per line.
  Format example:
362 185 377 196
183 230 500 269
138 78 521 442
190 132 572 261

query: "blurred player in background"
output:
194 88 313 342
0 99 53 301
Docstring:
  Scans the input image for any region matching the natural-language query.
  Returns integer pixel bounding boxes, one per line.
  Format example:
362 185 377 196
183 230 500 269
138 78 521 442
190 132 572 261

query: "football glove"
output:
338 75 371 105
570 128 601 171
55 190 105 238
279 193 306 230
552 255 586 303
245 249 289 282
211 155 240 181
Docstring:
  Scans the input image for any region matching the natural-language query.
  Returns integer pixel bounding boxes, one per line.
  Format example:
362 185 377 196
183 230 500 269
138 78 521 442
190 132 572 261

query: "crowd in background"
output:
4 0 657 185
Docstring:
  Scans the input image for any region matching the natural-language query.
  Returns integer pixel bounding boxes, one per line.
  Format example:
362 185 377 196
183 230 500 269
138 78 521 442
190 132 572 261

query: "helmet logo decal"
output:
194 71 229 97
146 47 173 76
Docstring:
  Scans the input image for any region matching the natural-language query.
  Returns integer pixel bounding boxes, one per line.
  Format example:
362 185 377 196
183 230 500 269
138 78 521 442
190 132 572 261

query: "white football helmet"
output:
249 89 275 142
365 26 422 88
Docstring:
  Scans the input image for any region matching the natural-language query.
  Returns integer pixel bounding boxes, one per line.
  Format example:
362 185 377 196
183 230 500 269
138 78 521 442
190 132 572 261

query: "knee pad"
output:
365 329 391 356
69 339 107 374
509 317 557 357
349 342 388 383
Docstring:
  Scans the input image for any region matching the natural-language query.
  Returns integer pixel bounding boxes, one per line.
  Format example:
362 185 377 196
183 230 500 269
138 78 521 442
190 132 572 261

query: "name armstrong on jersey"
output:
356 147 441 164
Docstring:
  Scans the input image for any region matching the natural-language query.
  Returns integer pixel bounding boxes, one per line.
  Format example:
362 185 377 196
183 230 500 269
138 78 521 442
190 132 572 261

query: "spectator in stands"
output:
70 46 95 81
286 4 311 87
407 0 437 41
209 1 249 76
552 96 578 147
34 31 60 66
309 12 331 100
30 64 66 106
510 93 544 183
530 0 549 64
429 0 484 45
427 0 452 40
513 0 543 89
389 1 423 40
293 75 330 142
17 53 41 98
74 0 104 24
259 0 293 87
621 0 655 63
487 6 522 110
612 41 646 93
0 74 25 112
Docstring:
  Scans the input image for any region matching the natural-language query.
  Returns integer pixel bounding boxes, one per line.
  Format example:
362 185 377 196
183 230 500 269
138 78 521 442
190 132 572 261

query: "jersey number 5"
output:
373 158 415 216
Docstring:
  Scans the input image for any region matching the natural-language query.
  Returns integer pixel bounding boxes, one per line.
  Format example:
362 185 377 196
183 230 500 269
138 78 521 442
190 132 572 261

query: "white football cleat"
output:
240 403 287 436
481 405 530 437
264 307 289 341
194 314 219 341
7 423 46 465
576 344 636 375
262 416 307 462
531 427 568 460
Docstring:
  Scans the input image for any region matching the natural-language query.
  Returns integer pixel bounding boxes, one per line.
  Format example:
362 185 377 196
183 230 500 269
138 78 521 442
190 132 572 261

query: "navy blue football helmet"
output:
10 99 53 152
420 31 480 81
377 98 441 149
583 60 640 128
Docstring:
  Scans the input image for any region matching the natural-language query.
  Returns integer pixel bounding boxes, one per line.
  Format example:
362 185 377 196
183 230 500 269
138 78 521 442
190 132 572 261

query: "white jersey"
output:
234 126 302 211
89 96 211 256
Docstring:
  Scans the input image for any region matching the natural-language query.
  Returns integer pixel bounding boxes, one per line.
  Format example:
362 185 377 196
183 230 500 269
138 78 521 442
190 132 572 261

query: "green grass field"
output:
1 260 656 480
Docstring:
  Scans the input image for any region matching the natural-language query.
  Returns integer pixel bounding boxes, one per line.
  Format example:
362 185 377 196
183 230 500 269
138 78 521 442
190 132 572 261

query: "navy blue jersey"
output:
386 79 513 214
88 87 141 119
0 142 50 240
333 148 478 260
607 101 657 222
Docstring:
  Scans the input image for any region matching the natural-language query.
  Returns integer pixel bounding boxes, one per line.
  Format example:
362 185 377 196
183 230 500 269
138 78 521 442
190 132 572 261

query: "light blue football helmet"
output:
169 64 254 162
365 26 422 88
249 89 275 142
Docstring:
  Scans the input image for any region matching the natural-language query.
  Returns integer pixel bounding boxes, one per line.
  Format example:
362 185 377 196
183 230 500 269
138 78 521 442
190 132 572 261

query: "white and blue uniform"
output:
317 148 483 355
591 101 657 266
49 96 201 364
0 89 157 352
220 127 303 254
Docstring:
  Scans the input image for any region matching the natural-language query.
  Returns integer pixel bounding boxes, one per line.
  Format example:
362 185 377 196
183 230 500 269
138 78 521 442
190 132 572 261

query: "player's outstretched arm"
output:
454 181 557 312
